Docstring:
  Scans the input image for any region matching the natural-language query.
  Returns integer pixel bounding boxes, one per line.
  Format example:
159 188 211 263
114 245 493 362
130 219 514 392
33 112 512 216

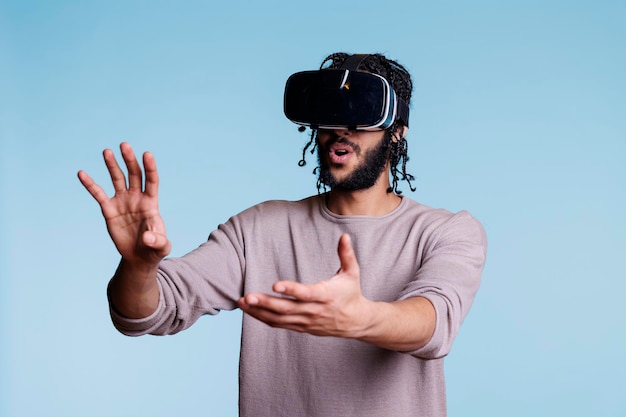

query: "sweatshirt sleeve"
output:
400 211 487 359
108 217 246 336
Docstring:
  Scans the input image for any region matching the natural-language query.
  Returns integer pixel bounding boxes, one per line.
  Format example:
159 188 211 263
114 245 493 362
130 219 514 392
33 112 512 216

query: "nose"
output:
333 128 353 137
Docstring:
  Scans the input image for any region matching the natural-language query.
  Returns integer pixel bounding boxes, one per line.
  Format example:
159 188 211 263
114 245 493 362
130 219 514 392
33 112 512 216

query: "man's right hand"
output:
78 142 171 265
78 142 171 318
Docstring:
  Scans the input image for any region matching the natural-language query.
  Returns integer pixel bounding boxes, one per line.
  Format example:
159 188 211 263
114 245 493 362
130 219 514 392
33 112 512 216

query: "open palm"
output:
78 143 171 265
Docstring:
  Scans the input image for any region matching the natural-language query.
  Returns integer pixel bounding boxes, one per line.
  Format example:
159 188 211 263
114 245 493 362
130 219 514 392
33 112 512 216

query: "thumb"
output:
142 231 171 256
337 233 359 277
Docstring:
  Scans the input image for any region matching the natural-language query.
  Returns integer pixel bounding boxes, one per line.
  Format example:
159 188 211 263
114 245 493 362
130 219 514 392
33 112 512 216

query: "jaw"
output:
325 160 392 192
317 130 392 192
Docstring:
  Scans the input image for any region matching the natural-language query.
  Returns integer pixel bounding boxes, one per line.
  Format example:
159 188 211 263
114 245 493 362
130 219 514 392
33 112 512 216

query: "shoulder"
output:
400 197 487 248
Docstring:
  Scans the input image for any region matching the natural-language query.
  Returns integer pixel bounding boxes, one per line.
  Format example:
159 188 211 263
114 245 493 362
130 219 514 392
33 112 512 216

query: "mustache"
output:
323 134 361 154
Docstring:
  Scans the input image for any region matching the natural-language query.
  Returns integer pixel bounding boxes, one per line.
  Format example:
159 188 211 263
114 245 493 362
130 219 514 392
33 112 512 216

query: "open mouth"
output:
329 142 353 155
328 142 354 164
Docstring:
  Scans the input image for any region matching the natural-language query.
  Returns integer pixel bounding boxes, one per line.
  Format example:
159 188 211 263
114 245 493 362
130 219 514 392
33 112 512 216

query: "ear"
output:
392 124 408 143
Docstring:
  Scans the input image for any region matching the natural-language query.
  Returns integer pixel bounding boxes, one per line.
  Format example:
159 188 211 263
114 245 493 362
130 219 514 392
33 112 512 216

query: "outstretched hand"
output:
237 234 374 339
78 142 171 266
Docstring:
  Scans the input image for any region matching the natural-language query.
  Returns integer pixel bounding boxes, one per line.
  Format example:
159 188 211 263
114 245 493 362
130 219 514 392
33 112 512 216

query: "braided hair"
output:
298 53 416 194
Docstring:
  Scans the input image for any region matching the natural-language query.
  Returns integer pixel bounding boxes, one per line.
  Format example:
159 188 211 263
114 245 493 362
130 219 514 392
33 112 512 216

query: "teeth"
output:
335 150 348 156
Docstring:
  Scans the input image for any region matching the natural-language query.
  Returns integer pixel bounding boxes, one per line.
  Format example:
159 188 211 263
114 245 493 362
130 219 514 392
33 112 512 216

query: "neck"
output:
325 177 402 216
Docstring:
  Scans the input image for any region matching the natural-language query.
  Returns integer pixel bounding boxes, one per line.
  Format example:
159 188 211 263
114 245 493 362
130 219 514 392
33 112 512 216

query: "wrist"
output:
109 258 161 319
119 257 160 273
350 298 380 340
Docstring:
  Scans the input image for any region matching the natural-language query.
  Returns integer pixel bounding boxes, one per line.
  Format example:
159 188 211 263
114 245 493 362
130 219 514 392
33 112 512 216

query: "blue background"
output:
1 1 624 416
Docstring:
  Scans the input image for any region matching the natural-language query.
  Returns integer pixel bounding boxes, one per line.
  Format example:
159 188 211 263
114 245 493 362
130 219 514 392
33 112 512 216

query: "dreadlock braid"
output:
386 121 416 194
298 129 317 167
299 52 416 194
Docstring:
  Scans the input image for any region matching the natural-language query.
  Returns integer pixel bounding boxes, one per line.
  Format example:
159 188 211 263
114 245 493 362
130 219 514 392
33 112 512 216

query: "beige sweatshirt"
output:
109 195 487 417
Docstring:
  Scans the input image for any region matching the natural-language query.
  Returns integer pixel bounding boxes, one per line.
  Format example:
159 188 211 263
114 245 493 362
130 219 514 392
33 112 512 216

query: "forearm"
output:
108 259 161 319
357 296 436 352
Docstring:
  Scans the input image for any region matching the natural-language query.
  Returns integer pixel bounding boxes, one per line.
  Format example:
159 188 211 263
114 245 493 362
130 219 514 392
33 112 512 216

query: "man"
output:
78 53 487 416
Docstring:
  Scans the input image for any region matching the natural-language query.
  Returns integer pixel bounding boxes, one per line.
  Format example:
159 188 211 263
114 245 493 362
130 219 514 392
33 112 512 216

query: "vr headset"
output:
284 54 409 131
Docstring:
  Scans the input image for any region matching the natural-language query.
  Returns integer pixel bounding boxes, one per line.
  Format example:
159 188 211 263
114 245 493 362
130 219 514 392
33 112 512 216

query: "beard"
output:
317 133 391 191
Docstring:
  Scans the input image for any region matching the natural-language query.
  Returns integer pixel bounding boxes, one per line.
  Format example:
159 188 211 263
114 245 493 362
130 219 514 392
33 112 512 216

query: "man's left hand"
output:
237 233 373 338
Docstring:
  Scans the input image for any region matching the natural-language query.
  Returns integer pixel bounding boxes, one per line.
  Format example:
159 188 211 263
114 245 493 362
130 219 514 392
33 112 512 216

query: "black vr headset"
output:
284 54 410 131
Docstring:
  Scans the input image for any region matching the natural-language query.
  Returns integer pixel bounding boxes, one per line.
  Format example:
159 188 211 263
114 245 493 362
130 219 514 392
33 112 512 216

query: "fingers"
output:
143 151 159 197
102 146 129 194
238 235 363 337
268 234 360 302
90 143 156 196
273 281 327 303
238 293 314 325
120 142 143 192
77 170 110 205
